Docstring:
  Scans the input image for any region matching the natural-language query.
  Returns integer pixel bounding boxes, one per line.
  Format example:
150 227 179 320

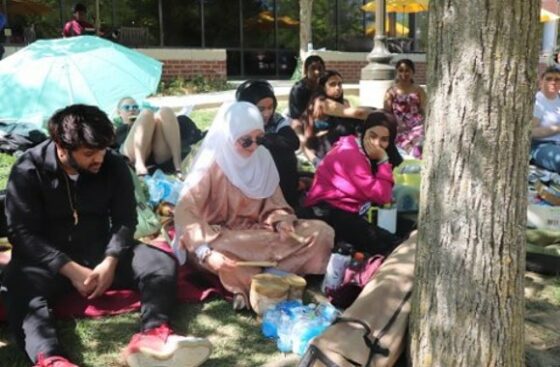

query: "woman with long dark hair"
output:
384 58 427 158
302 70 376 165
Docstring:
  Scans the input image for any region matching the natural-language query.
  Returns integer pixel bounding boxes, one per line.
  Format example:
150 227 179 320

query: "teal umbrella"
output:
0 35 162 127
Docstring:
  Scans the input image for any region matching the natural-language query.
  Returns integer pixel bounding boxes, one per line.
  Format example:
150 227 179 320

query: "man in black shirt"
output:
2 104 211 367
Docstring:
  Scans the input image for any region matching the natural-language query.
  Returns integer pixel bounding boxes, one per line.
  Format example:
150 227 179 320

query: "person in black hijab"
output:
236 80 301 208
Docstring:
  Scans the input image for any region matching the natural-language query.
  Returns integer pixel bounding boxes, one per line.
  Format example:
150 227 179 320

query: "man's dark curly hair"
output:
48 104 115 151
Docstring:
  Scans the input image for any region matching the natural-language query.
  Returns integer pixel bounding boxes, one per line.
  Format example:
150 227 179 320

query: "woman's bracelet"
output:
195 244 213 263
377 153 389 165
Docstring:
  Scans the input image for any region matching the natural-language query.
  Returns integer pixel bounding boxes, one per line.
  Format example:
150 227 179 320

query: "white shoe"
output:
124 324 212 367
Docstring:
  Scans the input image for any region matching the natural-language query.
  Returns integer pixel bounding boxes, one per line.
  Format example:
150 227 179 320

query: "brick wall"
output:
137 48 227 82
160 59 226 81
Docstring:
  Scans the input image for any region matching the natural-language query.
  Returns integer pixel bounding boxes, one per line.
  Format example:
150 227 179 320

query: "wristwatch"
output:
195 244 212 263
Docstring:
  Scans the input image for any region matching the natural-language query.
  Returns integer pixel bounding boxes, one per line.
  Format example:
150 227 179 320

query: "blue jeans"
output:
531 140 560 173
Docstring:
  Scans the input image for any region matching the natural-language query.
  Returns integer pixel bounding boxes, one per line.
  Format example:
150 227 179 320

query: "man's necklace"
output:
62 173 79 226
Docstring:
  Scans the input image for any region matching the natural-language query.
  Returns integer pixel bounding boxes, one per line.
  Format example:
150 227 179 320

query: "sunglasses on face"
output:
120 104 139 112
238 135 264 149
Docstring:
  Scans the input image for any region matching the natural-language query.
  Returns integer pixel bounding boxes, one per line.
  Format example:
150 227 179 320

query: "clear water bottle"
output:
292 317 330 356
315 302 340 323
321 245 352 294
276 313 293 353
261 308 281 339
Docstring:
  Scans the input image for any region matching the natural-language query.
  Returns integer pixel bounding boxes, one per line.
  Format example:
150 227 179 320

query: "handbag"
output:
129 168 162 239
135 201 162 239
328 255 385 309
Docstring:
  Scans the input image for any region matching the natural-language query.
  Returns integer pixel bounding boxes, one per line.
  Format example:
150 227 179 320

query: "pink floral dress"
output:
387 87 424 158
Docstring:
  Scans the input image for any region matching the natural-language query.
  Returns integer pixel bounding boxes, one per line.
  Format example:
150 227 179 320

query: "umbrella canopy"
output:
541 8 560 22
362 0 429 14
245 10 299 30
0 35 162 126
365 20 409 37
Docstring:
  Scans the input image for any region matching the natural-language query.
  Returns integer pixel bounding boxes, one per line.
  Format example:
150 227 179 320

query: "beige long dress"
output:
175 162 334 301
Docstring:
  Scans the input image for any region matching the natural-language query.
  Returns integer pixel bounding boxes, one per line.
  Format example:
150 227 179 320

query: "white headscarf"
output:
182 101 280 199
173 102 280 264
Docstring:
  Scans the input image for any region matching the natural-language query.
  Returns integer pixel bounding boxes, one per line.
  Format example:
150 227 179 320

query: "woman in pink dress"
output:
384 59 427 158
173 102 334 311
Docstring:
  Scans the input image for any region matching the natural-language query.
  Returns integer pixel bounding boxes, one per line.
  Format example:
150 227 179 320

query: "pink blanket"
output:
0 239 231 321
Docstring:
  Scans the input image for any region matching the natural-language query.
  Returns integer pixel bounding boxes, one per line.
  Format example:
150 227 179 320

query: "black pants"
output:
318 205 401 256
2 244 177 364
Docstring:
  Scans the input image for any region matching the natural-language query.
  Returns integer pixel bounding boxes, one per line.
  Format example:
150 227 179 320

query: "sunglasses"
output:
238 135 264 149
120 104 139 112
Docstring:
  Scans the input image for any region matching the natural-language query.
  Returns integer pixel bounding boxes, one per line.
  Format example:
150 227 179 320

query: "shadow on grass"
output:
173 298 287 367
0 297 295 367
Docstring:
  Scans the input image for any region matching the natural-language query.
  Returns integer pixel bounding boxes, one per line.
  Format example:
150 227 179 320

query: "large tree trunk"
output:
409 1 541 366
299 0 313 62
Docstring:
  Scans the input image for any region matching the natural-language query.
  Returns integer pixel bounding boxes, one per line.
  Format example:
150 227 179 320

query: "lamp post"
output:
359 0 395 108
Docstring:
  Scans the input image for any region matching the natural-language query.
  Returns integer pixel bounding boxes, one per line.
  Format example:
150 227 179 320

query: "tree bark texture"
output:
410 1 541 366
299 0 313 62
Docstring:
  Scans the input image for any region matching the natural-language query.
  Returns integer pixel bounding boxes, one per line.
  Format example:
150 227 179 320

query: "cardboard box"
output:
527 204 560 231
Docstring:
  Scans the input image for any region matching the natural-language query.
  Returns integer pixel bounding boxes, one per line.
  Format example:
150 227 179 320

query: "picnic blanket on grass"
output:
0 238 231 321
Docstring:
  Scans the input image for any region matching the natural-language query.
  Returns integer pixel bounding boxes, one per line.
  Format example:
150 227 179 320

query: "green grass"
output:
0 299 292 367
0 153 16 191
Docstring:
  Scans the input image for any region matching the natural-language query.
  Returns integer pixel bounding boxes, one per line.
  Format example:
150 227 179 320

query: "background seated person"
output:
114 97 182 176
289 55 325 123
304 112 403 256
62 3 96 37
173 102 334 311
2 104 210 367
383 58 427 158
531 66 560 173
303 70 376 165
236 79 300 209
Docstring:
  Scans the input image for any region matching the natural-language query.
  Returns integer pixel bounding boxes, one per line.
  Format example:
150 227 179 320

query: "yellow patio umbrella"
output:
541 8 560 23
361 0 429 14
365 20 409 37
244 10 299 30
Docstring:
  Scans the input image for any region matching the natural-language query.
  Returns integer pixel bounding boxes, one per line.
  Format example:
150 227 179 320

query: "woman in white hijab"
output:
174 102 334 310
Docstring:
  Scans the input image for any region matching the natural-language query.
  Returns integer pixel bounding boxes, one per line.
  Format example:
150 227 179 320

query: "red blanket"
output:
0 239 231 321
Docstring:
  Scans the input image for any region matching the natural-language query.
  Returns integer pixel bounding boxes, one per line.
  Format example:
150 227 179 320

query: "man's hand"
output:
276 221 296 242
59 261 96 297
206 251 237 272
84 256 118 299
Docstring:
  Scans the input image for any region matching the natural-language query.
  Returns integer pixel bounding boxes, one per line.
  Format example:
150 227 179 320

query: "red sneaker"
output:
34 354 79 367
123 323 212 367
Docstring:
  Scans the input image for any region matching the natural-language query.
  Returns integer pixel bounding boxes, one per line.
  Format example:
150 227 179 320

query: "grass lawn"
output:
0 299 293 367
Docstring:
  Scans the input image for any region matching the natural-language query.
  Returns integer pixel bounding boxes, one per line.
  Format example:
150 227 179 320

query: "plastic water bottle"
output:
261 308 281 339
321 246 352 294
315 302 340 323
291 317 330 356
276 313 293 353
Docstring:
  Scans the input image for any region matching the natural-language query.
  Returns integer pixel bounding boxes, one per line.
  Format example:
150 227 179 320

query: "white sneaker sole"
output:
126 337 212 367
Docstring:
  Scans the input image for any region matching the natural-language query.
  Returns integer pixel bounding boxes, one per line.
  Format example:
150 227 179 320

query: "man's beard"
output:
67 151 100 175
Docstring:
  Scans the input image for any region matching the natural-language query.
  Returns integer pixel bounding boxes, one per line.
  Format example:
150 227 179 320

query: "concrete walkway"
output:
147 82 360 111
